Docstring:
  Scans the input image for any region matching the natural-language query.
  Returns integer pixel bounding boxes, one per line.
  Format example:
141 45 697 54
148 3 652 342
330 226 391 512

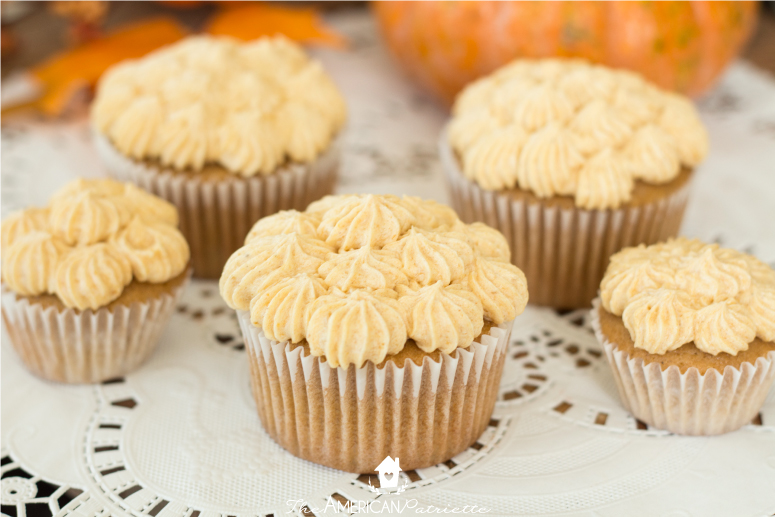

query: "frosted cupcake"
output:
91 35 346 278
1 178 191 383
592 238 775 435
220 194 528 472
441 59 708 308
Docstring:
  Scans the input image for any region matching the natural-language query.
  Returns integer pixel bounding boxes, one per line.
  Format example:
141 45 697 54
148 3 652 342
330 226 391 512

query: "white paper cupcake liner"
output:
440 131 692 309
591 298 775 435
94 133 340 279
1 275 188 384
238 311 512 473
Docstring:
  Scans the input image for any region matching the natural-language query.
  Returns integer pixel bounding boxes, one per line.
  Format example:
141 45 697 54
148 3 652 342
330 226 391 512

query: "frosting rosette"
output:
220 195 529 367
1 178 190 310
449 59 708 209
2 231 70 296
92 35 346 177
600 238 775 356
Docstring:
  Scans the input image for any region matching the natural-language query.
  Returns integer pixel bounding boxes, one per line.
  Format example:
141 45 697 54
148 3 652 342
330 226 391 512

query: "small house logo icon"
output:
374 456 402 488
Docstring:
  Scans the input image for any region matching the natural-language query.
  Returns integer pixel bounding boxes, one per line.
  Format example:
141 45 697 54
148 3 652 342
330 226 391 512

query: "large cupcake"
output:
1 178 191 383
220 194 528 472
592 238 775 435
441 58 708 309
91 35 346 278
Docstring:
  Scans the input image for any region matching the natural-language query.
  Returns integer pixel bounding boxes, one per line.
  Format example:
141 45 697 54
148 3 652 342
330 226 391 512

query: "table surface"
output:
2 8 775 517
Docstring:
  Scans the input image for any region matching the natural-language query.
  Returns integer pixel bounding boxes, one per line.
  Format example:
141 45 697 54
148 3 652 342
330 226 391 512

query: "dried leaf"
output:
206 3 347 49
31 17 187 116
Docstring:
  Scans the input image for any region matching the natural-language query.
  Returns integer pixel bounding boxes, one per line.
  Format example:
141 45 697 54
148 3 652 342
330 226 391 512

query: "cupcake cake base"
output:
591 299 775 435
239 312 513 473
1 269 190 384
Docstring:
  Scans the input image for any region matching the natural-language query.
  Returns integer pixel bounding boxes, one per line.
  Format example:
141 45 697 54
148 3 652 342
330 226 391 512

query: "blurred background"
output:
1 0 774 119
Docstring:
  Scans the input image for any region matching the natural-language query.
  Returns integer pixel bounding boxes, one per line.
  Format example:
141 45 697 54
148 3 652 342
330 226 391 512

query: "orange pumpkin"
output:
373 1 758 104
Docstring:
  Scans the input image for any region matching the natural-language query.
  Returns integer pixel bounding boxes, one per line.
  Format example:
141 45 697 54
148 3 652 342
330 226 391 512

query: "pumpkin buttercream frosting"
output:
600 238 775 356
1 179 190 311
220 194 529 368
92 35 346 176
448 59 708 209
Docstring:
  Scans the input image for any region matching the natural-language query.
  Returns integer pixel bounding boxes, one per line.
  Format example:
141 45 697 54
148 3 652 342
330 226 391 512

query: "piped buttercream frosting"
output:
220 195 528 367
92 35 346 177
1 178 189 310
601 238 775 356
449 59 708 209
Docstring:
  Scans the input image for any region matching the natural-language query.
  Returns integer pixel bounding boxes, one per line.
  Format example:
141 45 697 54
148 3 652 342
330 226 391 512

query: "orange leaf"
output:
206 3 348 49
31 17 187 116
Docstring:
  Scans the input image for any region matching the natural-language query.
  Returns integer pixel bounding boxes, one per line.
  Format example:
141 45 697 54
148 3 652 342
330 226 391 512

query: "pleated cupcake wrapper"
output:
590 298 775 435
94 133 340 279
1 275 188 384
238 311 512 473
439 131 692 309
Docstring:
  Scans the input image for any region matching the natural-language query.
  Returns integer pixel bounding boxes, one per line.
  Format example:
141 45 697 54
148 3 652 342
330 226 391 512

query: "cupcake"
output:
91 35 346 278
220 194 528 472
591 238 775 435
1 178 191 383
441 58 708 309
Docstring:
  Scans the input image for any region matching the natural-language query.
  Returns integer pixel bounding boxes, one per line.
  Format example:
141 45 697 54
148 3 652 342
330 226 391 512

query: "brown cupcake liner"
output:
1 274 189 384
439 132 692 309
94 133 340 279
591 298 775 435
238 311 512 473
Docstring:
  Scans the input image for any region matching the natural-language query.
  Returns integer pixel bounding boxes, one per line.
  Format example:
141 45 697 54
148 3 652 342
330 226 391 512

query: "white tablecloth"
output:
2 10 775 517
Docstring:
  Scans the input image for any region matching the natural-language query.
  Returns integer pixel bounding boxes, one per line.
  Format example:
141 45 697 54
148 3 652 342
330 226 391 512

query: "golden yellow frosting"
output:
307 288 407 367
92 35 346 177
621 289 695 354
400 196 460 230
51 178 126 201
123 184 179 226
49 189 130 246
110 217 190 283
1 178 189 310
220 233 333 311
250 273 328 344
244 210 321 243
318 195 415 251
403 282 484 354
692 301 757 355
220 194 529 367
2 231 70 296
306 194 357 215
453 221 511 262
318 246 408 292
749 285 775 342
449 59 708 209
576 148 634 210
1 208 50 252
464 258 528 324
55 243 133 311
382 228 474 287
601 238 775 356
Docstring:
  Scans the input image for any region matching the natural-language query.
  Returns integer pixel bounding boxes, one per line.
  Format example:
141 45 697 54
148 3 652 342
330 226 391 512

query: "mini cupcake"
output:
91 35 346 278
220 194 528 472
441 59 708 309
591 238 775 435
1 178 191 383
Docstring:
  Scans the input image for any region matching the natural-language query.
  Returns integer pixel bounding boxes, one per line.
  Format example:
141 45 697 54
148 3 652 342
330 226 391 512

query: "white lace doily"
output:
2 11 775 517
